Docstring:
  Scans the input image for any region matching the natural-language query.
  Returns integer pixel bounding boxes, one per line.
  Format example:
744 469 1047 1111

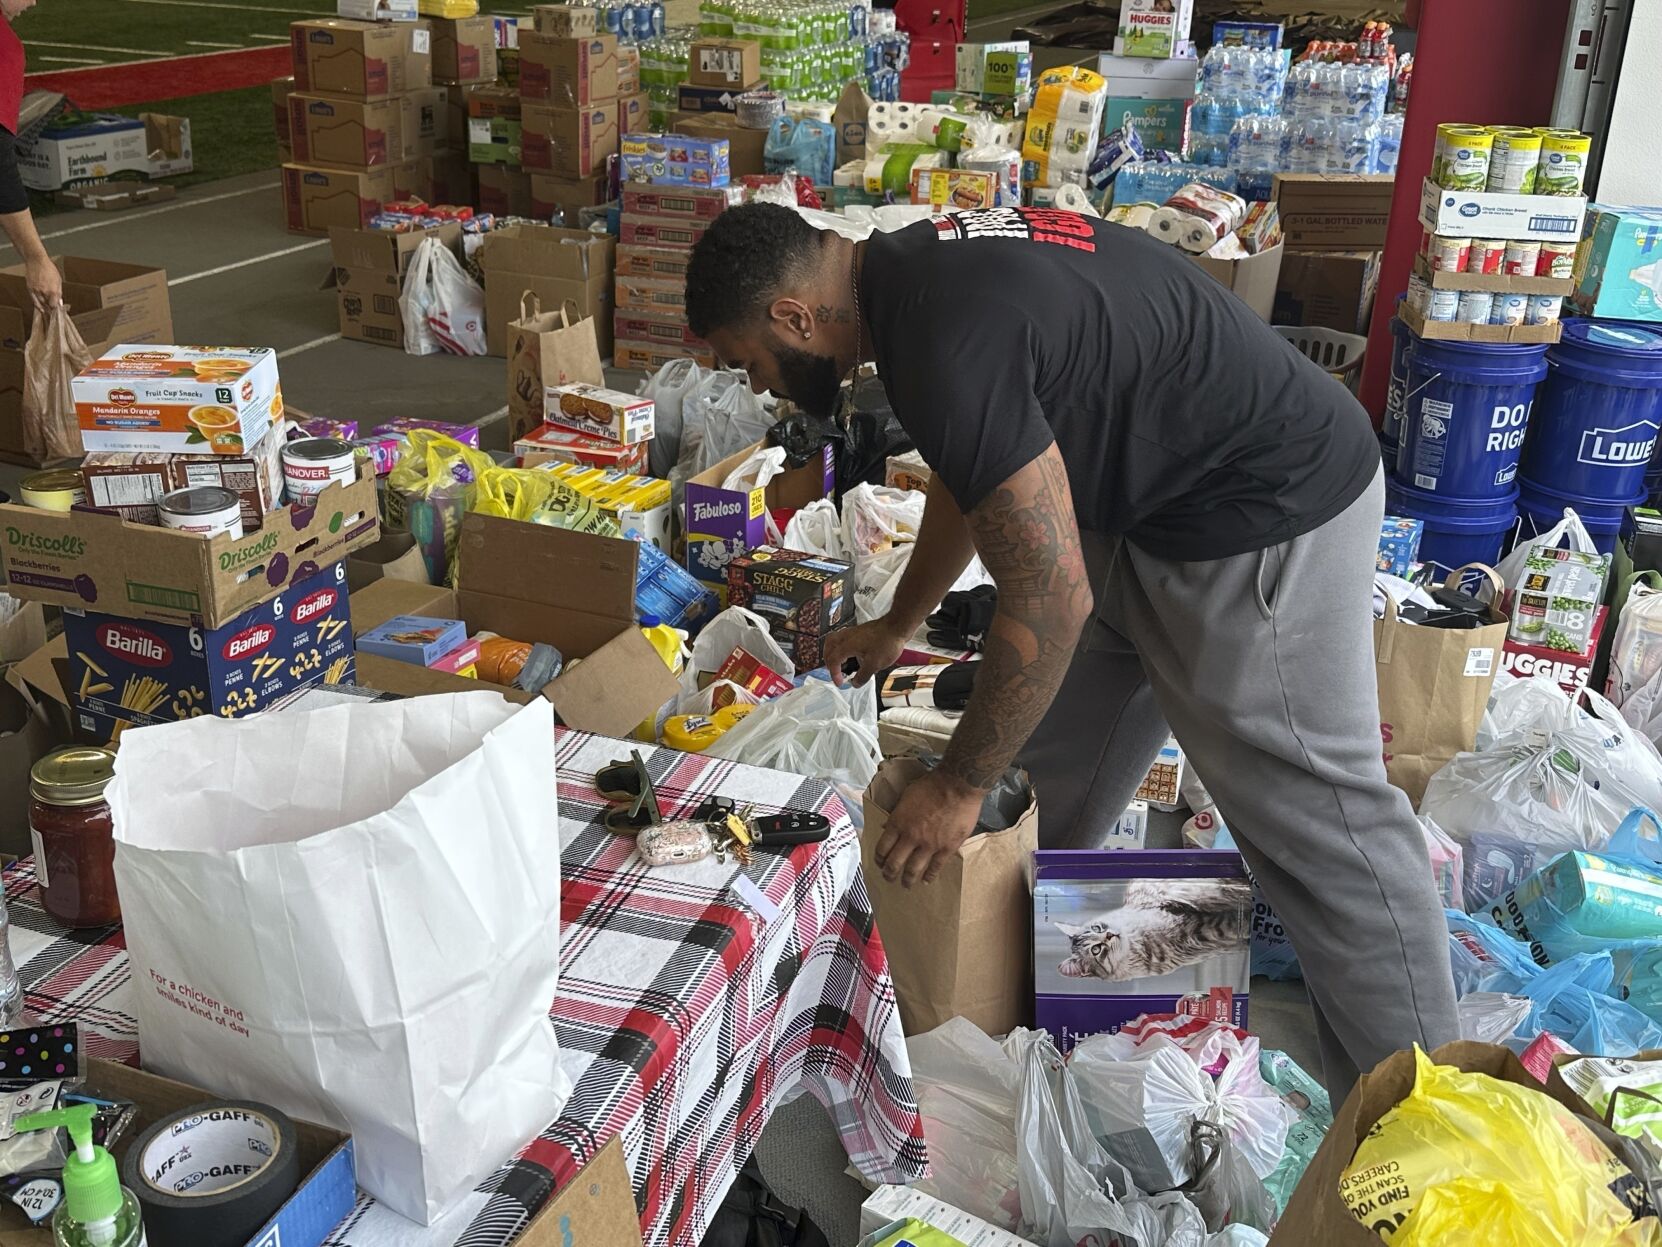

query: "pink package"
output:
372 417 482 448
291 417 359 441
1095 1009 1255 1077
351 436 402 476
1520 1031 1575 1083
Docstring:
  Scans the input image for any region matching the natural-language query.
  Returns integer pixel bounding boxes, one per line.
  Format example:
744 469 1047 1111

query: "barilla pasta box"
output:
514 422 649 472
544 382 655 445
72 345 281 455
1033 848 1251 1052
62 560 355 743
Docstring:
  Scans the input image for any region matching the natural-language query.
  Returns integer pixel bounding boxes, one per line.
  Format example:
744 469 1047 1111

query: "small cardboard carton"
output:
1274 173 1396 251
515 422 649 472
1418 177 1588 243
1274 250 1381 334
614 272 686 316
0 255 171 345
1117 0 1194 58
615 243 694 280
533 3 599 37
672 111 766 178
348 514 681 737
0 1058 356 1247
288 90 444 167
282 160 424 235
676 82 747 114
357 611 467 664
684 440 835 586
688 38 762 89
613 339 717 372
618 131 729 189
957 41 1032 95
616 43 640 94
618 213 713 248
431 13 498 83
518 31 619 106
724 546 852 671
0 467 379 630
62 561 356 742
72 345 279 456
289 17 434 99
1191 241 1282 322
521 100 618 178
81 420 286 531
619 184 731 221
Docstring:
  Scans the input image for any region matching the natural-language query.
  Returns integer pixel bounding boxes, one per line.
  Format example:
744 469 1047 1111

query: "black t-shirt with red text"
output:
861 208 1380 561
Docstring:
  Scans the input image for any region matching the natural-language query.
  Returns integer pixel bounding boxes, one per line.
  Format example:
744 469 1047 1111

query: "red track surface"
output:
24 45 290 109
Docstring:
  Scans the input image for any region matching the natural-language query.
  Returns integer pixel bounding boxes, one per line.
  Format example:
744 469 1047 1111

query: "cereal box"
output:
62 560 355 742
1377 516 1425 576
544 382 655 445
72 345 281 455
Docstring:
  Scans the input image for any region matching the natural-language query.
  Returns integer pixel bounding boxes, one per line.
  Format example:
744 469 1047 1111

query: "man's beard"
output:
771 342 843 419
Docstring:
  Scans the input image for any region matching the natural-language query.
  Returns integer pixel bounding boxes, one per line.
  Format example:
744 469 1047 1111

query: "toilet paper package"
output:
866 101 920 154
1146 181 1247 253
864 142 945 196
1021 66 1107 188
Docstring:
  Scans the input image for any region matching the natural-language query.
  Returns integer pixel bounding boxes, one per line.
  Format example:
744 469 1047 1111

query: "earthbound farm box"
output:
0 467 378 629
72 345 281 455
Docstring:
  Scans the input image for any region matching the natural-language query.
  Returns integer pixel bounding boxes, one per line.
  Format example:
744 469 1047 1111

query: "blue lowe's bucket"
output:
1396 338 1550 499
1380 302 1411 471
1516 479 1625 557
1386 479 1517 578
1519 319 1662 508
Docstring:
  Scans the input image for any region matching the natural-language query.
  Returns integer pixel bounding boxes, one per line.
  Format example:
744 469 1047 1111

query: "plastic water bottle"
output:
0 896 24 1026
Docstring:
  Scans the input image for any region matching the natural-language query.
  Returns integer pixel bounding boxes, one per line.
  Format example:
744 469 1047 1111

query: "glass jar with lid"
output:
28 748 120 929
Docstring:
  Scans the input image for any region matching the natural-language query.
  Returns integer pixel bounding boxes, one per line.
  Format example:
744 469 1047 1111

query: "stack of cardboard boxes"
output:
667 35 767 178
281 17 447 233
432 14 502 205
1272 173 1396 336
614 181 730 370
518 6 643 228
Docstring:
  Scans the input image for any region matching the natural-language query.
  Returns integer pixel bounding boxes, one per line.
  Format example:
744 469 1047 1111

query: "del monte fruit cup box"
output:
72 345 282 455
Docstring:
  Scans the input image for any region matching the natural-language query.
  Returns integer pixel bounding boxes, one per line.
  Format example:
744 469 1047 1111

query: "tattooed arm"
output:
872 443 1093 888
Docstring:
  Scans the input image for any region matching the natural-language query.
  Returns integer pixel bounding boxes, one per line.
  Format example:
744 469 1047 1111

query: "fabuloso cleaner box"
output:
72 345 281 455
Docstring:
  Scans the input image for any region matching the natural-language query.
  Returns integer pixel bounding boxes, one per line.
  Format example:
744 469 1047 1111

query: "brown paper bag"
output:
1374 564 1508 806
21 303 92 462
862 757 1036 1037
1273 1041 1644 1244
505 292 604 444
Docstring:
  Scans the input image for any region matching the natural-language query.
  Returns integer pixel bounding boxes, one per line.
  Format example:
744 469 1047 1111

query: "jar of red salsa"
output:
29 747 120 929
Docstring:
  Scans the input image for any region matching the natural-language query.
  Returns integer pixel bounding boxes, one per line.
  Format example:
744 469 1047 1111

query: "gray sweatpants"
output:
1018 468 1458 1097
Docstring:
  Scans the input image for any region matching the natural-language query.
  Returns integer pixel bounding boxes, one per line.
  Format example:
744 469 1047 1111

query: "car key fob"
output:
692 795 737 822
752 811 831 846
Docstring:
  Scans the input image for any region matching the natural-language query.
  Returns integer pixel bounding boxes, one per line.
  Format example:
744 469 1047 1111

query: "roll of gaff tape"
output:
120 1101 302 1247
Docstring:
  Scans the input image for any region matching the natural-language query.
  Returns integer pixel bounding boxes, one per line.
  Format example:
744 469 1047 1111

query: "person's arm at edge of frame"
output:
0 138 59 310
823 470 979 681
869 441 1093 890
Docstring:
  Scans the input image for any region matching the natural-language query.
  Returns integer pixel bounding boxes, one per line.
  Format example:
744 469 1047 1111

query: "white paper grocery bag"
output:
110 692 568 1225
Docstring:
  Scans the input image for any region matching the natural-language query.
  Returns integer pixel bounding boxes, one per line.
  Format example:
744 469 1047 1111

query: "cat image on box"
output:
1052 877 1252 981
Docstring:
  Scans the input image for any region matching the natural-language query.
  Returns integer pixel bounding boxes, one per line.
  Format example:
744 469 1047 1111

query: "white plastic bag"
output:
639 357 704 479
906 1017 1025 1230
688 605 794 678
110 694 568 1223
1609 579 1662 710
399 236 487 357
855 544 994 625
842 482 925 558
705 677 880 820
1458 991 1533 1044
722 444 788 493
1495 506 1600 588
693 373 775 476
651 679 760 741
782 498 847 560
1070 1033 1218 1191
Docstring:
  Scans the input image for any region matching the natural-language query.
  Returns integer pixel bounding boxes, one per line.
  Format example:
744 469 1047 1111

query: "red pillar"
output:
1359 0 1572 421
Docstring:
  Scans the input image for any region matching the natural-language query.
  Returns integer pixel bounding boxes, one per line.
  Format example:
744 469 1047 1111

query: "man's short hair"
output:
685 202 821 339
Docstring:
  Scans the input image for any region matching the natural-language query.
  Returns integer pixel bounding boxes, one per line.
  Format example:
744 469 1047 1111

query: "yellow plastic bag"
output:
1340 1048 1661 1246
474 466 557 521
385 430 493 584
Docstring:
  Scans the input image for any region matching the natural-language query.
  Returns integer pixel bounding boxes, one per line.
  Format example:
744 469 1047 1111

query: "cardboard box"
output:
287 90 441 167
618 131 729 188
63 561 355 741
289 17 433 99
516 1137 644 1247
619 184 731 221
672 111 765 177
1418 178 1588 243
358 611 467 663
1191 241 1282 322
544 381 654 444
533 3 599 37
612 339 717 371
615 243 694 280
431 14 498 83
515 422 650 472
521 100 618 178
957 41 1032 96
479 223 615 357
518 32 618 106
676 82 748 114
1033 848 1249 1051
335 266 403 345
348 514 681 736
0 468 379 629
71 345 278 456
529 169 612 223
474 162 532 215
283 161 422 235
1273 250 1381 334
81 423 286 531
1095 47 1199 98
1399 300 1562 345
616 92 647 141
273 76 296 152
614 272 686 315
684 440 835 585
0 256 170 345
426 146 475 202
688 38 761 89
1411 253 1574 296
338 0 419 17
343 530 431 593
469 117 523 163
1274 173 1396 251
617 44 640 95
724 545 851 669
1570 203 1662 322
0 1058 356 1247
618 213 712 248
141 112 194 179
613 310 705 349
16 113 148 192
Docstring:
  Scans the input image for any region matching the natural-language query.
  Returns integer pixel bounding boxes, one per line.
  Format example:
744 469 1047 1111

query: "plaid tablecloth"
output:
7 727 927 1247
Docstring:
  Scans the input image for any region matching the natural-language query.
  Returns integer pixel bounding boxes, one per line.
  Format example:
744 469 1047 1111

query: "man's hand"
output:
874 768 983 888
822 616 908 687
25 256 61 312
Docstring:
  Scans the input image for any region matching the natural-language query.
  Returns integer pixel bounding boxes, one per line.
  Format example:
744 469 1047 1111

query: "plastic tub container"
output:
1380 300 1411 458
1519 319 1662 508
1396 337 1550 498
1386 478 1517 576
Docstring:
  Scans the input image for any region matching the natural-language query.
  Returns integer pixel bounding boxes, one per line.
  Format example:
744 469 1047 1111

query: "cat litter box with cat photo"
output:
1033 848 1252 1052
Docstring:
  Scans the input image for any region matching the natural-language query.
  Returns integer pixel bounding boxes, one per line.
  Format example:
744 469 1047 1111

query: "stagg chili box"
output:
684 440 835 586
0 467 378 629
1032 848 1251 1052
62 559 355 743
724 546 852 671
72 345 280 456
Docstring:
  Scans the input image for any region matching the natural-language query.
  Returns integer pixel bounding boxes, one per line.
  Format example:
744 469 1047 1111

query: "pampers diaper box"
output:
1033 848 1251 1051
1572 204 1662 323
72 345 280 455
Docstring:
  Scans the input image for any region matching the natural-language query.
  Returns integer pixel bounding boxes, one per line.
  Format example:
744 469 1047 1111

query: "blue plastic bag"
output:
764 116 836 190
